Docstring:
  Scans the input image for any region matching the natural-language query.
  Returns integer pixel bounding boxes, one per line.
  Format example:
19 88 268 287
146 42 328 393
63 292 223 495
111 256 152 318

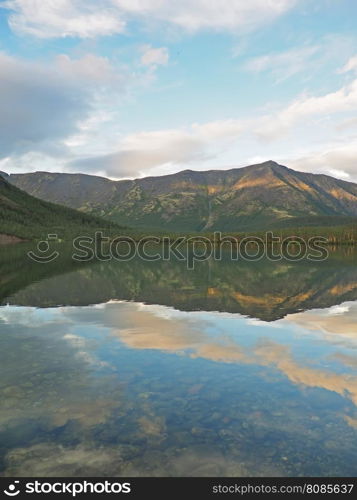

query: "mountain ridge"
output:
3 161 357 232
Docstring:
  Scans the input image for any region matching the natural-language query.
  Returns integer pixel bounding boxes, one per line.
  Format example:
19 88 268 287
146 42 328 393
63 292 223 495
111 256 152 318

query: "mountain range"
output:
0 174 119 241
2 160 357 233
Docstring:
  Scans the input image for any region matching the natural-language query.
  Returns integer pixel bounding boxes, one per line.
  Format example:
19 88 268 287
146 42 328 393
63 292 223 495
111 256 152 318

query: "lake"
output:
0 245 356 477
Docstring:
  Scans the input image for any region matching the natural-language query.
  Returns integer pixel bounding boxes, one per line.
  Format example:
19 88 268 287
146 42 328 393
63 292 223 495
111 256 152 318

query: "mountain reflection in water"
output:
1 246 357 321
0 246 356 477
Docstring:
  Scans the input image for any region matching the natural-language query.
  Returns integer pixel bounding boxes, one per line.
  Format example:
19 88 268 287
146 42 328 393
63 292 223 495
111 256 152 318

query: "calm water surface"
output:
0 247 356 476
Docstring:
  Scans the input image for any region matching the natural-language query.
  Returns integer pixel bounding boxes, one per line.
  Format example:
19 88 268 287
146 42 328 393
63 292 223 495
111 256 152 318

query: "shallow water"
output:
0 247 356 477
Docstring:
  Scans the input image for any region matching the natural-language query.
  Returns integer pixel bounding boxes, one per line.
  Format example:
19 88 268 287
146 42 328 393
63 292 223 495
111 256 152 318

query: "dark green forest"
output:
0 175 123 241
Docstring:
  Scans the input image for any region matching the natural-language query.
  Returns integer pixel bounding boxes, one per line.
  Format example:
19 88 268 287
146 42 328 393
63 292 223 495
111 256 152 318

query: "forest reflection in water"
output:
1 244 357 321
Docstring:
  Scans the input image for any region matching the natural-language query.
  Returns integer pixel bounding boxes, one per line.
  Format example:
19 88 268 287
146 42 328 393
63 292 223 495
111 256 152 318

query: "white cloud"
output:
4 0 298 38
56 53 124 86
0 46 175 171
70 129 208 178
69 120 244 178
243 35 357 83
66 74 357 180
336 116 357 131
285 142 357 182
244 45 319 80
339 55 357 74
192 119 243 141
255 78 357 139
0 52 90 158
0 152 69 175
3 0 125 38
114 0 297 32
0 51 130 159
140 45 169 67
2 38 356 183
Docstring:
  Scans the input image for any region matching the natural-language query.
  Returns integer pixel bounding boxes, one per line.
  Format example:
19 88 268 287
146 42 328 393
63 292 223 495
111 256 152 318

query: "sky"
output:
0 0 356 181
